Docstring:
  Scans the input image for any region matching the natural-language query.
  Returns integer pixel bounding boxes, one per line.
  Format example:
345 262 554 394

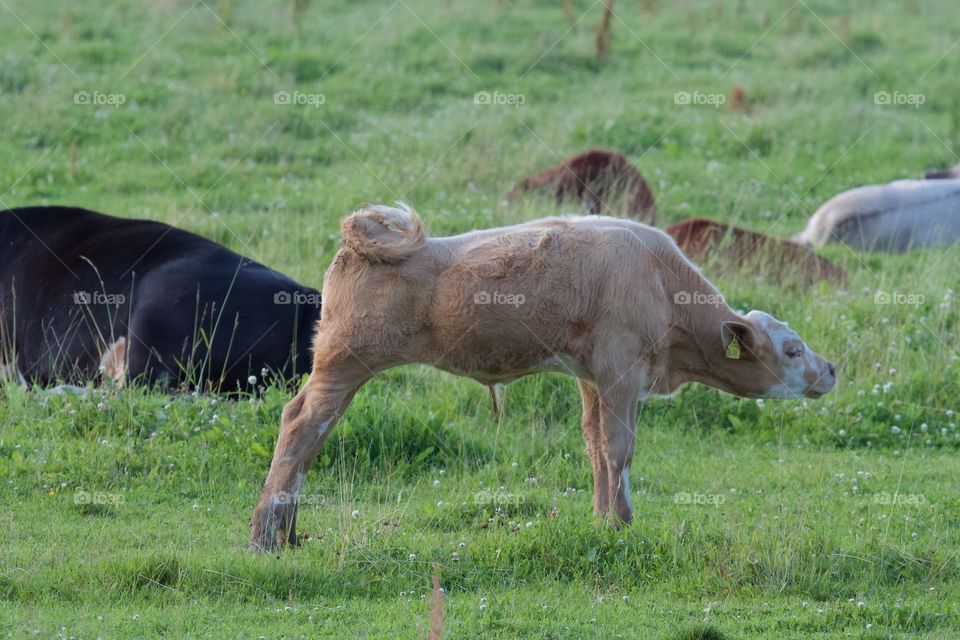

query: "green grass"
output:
1 0 959 637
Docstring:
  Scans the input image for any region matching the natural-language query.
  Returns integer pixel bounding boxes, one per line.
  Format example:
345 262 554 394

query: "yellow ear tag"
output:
726 338 741 360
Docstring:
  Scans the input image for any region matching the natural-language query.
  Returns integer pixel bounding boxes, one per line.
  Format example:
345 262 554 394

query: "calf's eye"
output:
786 346 804 359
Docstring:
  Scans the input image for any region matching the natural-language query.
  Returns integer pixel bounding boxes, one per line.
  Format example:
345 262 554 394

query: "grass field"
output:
2 0 959 637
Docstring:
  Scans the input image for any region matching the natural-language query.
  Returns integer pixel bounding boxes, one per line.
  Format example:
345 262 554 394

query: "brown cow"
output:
667 218 847 286
507 150 656 223
250 204 836 550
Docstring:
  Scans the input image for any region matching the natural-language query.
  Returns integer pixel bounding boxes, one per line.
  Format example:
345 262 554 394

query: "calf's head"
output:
718 310 836 399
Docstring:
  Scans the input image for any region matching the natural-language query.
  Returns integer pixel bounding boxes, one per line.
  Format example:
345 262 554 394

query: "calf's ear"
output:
721 321 755 358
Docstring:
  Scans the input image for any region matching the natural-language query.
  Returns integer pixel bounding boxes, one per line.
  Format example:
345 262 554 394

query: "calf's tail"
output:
341 202 426 263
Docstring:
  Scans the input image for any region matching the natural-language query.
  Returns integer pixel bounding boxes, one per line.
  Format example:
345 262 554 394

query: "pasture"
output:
1 0 959 637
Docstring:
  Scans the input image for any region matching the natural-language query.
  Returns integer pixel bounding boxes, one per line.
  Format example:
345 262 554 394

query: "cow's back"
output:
401 217 675 378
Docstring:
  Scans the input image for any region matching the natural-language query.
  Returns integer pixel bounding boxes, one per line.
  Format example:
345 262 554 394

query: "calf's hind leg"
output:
578 379 609 515
250 367 367 551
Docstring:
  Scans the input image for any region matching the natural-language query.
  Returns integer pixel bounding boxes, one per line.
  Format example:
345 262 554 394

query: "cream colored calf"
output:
251 205 836 550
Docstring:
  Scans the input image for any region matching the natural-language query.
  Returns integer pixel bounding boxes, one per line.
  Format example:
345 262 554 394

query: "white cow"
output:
794 179 960 253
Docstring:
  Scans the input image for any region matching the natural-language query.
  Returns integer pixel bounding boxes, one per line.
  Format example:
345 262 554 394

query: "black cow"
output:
0 206 320 391
925 162 960 179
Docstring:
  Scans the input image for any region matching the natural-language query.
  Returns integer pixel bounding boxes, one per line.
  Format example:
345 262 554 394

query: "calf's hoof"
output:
608 511 633 530
249 500 299 552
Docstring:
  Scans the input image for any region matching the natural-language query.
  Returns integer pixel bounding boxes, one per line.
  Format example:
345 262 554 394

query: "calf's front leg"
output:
250 371 365 551
598 382 640 526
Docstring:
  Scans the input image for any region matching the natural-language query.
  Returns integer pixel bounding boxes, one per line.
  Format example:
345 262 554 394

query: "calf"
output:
251 204 836 550
0 206 320 390
507 149 656 223
667 218 847 286
793 179 960 253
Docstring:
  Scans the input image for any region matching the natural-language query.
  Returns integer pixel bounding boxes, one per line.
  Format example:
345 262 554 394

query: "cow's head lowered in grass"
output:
250 204 836 550
714 310 836 399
